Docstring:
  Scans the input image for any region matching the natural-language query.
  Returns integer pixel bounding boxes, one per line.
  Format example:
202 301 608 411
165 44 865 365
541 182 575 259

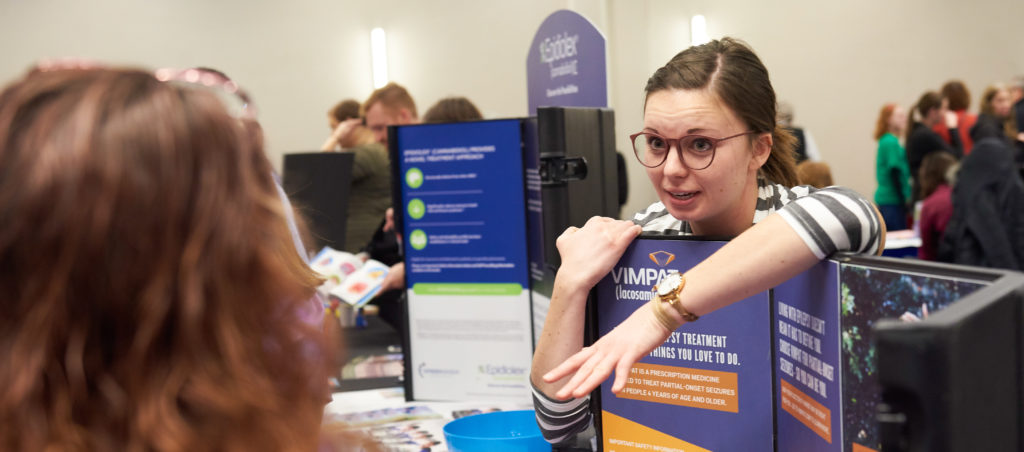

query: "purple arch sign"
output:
526 10 607 114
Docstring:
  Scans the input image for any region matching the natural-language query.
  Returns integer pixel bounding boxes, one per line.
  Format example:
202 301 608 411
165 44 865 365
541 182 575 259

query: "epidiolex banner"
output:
394 120 532 402
526 9 607 115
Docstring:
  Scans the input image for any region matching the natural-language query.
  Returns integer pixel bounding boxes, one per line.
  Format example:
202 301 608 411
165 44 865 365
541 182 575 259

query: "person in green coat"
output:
874 103 912 230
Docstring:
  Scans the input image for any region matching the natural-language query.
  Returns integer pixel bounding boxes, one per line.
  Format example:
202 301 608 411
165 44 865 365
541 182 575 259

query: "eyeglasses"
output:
630 131 757 169
33 59 257 120
154 67 257 120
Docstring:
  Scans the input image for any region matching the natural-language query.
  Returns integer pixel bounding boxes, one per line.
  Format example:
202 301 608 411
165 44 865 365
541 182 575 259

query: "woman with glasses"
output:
530 38 884 446
0 65 336 451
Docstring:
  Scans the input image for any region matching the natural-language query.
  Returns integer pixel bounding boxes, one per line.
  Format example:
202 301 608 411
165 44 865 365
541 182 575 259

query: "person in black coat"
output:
905 91 963 203
937 138 1024 270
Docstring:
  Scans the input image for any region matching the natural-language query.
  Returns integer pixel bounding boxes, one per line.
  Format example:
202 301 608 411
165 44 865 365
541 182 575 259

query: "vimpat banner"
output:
595 238 776 451
592 237 988 451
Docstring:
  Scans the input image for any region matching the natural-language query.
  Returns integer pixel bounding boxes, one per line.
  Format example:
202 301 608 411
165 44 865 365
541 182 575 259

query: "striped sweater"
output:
532 179 883 444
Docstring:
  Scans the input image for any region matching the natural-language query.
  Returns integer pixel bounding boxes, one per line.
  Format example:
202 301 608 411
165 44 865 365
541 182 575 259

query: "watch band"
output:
650 297 681 331
666 296 700 322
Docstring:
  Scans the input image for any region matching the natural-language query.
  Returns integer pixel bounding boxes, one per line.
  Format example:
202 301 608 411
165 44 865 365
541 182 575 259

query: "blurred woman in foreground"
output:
0 65 330 451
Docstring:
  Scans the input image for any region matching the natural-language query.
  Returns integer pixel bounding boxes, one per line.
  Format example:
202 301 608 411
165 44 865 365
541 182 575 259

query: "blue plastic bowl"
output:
443 410 552 452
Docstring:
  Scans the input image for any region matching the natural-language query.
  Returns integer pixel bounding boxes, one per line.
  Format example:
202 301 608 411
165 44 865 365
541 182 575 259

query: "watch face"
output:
657 273 682 297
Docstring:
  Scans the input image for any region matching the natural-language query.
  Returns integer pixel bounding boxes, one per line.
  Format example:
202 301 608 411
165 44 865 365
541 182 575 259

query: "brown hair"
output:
0 67 328 451
796 161 834 189
874 103 897 141
422 96 483 123
908 91 944 133
362 82 417 119
643 37 798 187
941 80 971 112
979 84 1019 139
330 98 361 122
918 151 957 199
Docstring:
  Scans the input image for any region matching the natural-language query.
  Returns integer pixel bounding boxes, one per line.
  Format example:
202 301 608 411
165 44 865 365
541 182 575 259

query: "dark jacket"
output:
937 138 1024 270
906 122 962 202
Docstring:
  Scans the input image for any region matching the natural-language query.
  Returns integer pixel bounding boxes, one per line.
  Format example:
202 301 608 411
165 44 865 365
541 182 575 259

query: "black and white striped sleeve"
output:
775 186 884 259
531 381 593 444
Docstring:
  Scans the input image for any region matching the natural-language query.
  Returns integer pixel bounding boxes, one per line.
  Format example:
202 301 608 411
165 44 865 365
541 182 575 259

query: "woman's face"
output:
642 89 770 236
925 99 948 127
991 88 1012 118
888 106 907 134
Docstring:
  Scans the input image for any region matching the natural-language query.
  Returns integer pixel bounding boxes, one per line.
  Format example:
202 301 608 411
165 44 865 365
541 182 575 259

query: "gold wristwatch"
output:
653 272 699 322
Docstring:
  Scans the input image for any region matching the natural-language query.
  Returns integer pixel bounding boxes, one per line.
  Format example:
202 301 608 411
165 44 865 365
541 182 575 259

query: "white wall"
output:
2 0 1023 220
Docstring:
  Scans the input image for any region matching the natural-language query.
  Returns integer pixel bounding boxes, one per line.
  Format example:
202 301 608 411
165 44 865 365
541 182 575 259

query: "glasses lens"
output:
680 135 715 170
632 133 668 167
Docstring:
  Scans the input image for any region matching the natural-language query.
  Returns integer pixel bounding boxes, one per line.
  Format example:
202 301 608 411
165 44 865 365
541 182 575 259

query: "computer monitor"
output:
281 152 354 253
873 263 1024 451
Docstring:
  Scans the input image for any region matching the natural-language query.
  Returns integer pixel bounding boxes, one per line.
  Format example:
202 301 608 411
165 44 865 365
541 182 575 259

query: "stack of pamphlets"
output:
310 247 390 315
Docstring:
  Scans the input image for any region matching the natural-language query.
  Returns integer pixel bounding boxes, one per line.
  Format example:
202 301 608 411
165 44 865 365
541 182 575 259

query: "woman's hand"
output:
556 216 641 292
379 262 404 293
321 118 363 151
944 110 958 129
543 300 672 399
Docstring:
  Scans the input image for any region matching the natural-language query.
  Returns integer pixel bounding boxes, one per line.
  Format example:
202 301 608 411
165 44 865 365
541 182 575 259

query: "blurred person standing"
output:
777 101 821 162
874 103 913 230
358 82 420 332
916 152 958 260
320 98 393 254
972 84 1018 142
422 96 483 123
906 91 962 203
933 80 977 154
972 84 1024 173
1010 76 1024 139
937 137 1024 270
362 82 419 148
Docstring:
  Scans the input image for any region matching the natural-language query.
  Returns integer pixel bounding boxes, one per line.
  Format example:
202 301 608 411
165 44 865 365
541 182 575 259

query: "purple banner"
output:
526 10 607 114
595 238 774 451
773 260 842 452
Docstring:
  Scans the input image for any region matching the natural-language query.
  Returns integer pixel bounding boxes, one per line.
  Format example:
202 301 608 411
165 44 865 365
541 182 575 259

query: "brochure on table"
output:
593 237 988 452
393 120 533 402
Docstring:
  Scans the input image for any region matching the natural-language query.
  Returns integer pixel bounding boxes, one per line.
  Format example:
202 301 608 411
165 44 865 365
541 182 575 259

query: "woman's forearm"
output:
530 272 591 397
666 214 819 322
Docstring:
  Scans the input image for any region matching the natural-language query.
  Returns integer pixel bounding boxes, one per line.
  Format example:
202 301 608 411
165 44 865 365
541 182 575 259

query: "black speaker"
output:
537 106 619 269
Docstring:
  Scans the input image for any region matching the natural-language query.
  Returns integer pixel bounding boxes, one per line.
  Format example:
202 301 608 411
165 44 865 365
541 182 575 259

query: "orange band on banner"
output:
601 411 711 452
615 362 738 413
779 378 832 443
852 443 879 452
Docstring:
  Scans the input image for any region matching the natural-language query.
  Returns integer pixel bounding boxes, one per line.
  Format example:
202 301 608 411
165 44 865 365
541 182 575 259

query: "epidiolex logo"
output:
538 32 579 64
478 364 527 376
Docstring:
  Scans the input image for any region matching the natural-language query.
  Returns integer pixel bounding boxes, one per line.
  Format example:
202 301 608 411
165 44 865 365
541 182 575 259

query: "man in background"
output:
363 82 419 148
360 82 419 332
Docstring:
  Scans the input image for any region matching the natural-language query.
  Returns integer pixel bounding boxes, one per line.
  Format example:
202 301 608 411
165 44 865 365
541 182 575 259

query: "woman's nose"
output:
661 145 690 177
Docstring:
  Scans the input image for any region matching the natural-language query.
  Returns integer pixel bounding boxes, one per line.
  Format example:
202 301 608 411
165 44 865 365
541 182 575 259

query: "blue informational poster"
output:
393 120 534 401
595 238 774 451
